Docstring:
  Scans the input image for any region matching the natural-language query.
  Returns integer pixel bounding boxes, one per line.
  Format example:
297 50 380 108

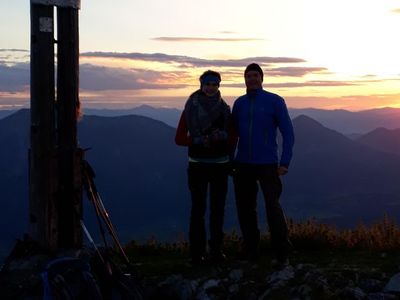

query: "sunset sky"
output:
1 0 400 110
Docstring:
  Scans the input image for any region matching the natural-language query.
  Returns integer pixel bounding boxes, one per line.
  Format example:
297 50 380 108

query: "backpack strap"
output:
41 257 102 300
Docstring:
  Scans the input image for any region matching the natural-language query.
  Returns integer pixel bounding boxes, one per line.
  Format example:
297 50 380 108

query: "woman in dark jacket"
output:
175 70 234 265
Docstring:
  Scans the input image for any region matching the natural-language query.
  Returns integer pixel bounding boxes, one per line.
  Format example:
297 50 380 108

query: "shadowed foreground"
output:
2 217 400 299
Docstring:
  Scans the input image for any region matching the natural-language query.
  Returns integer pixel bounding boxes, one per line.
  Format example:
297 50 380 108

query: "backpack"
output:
41 257 103 300
89 248 145 300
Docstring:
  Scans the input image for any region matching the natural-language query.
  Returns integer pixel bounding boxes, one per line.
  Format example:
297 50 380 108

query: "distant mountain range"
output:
0 110 17 120
285 115 400 226
84 105 400 135
84 105 181 128
0 110 30 258
0 109 188 257
289 107 400 134
356 127 400 155
1 109 400 257
3 106 400 134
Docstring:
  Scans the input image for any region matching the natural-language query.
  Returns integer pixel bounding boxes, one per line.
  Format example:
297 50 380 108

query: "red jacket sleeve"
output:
175 110 192 146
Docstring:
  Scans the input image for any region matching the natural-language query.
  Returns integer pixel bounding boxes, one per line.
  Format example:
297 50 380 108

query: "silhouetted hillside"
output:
290 107 400 134
84 105 181 127
0 109 16 120
84 105 400 134
0 109 30 257
0 110 189 256
79 114 188 241
2 110 400 256
356 127 400 155
285 115 400 225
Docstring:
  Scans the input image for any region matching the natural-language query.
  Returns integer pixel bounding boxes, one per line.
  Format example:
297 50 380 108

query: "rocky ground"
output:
135 250 400 300
3 246 400 299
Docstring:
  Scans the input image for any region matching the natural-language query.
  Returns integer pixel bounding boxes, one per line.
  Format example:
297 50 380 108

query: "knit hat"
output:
199 70 221 87
244 63 263 80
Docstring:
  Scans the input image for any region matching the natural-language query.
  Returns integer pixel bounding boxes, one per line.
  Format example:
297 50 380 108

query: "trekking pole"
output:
80 220 105 263
81 220 115 276
82 159 130 265
82 162 109 248
92 191 130 264
95 192 123 245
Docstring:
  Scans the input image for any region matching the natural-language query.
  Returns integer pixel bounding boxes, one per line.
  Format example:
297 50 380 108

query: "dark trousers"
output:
233 163 290 260
187 162 228 258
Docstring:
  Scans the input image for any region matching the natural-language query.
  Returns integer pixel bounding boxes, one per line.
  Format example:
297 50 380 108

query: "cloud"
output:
267 81 359 88
80 64 188 91
0 49 29 53
0 63 30 92
215 67 328 79
81 52 305 67
359 74 377 78
265 67 328 77
0 49 30 65
0 51 352 94
385 77 400 81
286 93 400 111
0 61 190 93
152 37 263 42
78 94 189 109
219 31 237 34
5 49 307 69
223 80 359 88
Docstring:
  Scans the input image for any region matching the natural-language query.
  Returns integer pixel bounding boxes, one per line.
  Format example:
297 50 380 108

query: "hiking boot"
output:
209 251 227 263
237 249 260 262
190 255 206 266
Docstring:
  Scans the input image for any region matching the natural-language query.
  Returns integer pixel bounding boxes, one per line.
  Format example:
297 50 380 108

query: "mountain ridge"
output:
1 109 400 256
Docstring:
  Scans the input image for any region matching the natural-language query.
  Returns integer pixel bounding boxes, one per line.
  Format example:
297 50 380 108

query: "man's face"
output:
202 82 219 96
245 71 263 91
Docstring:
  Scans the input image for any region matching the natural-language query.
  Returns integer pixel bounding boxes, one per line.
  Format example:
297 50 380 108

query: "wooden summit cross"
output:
30 0 82 251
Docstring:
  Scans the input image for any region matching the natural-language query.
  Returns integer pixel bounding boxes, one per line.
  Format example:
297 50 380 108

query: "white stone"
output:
228 284 239 293
267 265 295 284
159 274 183 286
179 279 198 300
384 272 400 292
228 269 243 282
202 279 220 290
344 287 366 300
195 288 211 300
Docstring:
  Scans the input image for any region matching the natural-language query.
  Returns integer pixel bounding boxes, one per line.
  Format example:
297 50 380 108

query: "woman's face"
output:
202 82 219 96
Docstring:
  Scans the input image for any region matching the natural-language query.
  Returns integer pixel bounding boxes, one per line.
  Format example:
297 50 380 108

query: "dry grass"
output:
124 215 400 255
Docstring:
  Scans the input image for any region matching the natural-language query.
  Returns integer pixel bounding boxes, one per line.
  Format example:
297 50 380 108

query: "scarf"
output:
185 90 229 138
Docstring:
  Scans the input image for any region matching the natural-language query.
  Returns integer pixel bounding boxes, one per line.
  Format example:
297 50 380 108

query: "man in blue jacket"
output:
232 63 295 266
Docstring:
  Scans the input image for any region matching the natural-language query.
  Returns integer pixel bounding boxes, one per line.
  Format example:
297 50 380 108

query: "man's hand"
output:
277 166 288 176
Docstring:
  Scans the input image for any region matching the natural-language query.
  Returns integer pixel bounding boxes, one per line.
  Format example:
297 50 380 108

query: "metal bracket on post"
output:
31 0 81 9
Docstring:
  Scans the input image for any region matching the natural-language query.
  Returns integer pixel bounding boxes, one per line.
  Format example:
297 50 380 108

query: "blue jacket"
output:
232 88 294 167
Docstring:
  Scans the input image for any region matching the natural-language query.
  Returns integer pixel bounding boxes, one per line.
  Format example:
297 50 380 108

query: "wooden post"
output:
29 2 58 250
56 5 82 249
30 0 82 250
